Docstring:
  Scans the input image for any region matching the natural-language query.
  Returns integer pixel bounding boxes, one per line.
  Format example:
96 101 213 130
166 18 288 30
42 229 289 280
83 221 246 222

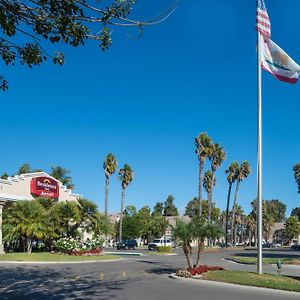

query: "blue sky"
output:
1 0 300 216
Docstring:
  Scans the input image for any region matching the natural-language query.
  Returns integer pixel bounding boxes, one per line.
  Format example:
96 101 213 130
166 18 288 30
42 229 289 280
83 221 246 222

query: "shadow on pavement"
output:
0 265 128 300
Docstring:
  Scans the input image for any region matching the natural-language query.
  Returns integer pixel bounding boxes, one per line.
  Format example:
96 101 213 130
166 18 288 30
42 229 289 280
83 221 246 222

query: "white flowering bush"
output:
54 237 104 255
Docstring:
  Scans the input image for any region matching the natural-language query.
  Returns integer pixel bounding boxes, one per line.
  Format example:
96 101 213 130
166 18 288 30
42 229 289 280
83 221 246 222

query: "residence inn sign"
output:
30 176 59 198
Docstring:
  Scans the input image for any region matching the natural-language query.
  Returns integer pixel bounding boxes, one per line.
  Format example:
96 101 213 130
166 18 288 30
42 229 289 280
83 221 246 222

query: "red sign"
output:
30 177 59 199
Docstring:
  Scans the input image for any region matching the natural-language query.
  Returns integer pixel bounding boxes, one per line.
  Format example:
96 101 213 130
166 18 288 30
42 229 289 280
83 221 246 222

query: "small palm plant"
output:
118 164 134 242
103 153 118 216
172 219 194 268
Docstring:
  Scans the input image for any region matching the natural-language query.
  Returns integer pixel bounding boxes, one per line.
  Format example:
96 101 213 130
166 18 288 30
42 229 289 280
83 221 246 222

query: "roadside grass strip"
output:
229 256 300 265
0 252 120 262
202 270 300 293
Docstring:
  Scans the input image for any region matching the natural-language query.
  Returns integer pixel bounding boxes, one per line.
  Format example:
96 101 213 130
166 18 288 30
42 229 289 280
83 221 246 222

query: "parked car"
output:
291 244 300 251
148 239 172 250
117 239 138 250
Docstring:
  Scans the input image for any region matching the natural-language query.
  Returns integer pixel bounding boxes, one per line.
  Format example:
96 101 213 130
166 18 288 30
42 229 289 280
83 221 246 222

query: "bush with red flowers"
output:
176 265 224 277
187 265 224 276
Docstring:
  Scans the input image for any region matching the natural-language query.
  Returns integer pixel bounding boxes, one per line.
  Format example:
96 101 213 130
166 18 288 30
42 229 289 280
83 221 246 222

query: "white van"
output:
148 239 172 250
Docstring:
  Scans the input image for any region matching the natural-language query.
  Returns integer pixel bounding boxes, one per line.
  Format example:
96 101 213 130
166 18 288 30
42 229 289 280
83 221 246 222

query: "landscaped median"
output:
202 270 300 293
228 256 300 265
0 252 120 262
171 267 300 293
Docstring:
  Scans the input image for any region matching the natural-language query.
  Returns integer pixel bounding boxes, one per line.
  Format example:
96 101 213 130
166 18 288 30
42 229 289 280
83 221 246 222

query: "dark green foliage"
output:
184 198 220 221
0 0 176 89
291 207 300 220
283 216 300 241
152 202 164 216
293 163 300 193
163 195 178 216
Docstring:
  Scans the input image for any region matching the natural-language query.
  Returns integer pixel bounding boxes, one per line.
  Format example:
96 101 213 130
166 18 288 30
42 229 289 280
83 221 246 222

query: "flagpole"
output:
257 31 263 275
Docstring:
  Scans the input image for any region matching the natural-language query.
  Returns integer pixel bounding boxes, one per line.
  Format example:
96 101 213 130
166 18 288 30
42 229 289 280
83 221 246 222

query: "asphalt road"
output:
0 248 299 300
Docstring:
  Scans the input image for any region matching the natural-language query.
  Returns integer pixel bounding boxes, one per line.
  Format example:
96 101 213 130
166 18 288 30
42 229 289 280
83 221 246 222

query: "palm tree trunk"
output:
26 238 32 254
183 242 193 268
225 183 232 247
198 160 204 218
231 180 240 245
119 188 125 242
105 176 109 217
196 238 205 266
208 191 212 224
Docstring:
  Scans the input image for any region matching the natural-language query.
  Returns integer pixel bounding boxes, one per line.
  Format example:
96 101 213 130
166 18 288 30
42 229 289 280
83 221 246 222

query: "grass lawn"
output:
229 256 300 265
202 270 300 292
0 252 120 262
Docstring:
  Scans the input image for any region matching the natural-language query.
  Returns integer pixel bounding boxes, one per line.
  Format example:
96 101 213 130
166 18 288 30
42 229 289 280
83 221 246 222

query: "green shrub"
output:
157 246 173 253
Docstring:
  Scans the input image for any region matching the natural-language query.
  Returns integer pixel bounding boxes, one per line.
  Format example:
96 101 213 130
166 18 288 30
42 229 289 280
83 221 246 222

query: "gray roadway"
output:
0 248 299 299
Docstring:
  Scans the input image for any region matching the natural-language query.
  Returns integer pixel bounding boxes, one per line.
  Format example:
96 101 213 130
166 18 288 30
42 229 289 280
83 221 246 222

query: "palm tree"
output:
203 170 215 224
50 166 74 189
3 200 46 253
195 133 212 218
225 161 239 246
231 161 251 244
103 153 118 216
172 219 194 268
118 164 134 242
209 143 225 223
246 214 256 246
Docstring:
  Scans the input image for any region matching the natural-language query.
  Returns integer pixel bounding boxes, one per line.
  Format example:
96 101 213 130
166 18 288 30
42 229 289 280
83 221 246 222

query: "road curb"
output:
168 273 300 296
0 258 122 264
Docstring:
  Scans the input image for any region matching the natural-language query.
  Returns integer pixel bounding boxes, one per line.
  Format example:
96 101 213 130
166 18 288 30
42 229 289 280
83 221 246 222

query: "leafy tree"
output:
121 206 141 239
203 170 215 223
103 153 117 216
291 207 300 220
137 206 151 243
195 132 212 218
209 143 225 224
152 202 164 216
264 199 286 222
283 216 300 243
225 161 238 246
231 161 251 244
3 200 47 253
0 0 178 90
293 163 300 193
118 163 133 241
163 195 178 216
184 198 220 222
18 163 31 175
147 214 169 239
50 166 74 189
1 172 9 179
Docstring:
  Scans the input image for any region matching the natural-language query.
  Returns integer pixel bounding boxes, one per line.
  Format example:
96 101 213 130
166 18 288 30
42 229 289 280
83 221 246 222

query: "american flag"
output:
256 0 271 37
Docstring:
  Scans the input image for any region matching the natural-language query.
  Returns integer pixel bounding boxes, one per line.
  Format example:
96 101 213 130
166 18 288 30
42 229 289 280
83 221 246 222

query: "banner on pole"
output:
260 37 300 84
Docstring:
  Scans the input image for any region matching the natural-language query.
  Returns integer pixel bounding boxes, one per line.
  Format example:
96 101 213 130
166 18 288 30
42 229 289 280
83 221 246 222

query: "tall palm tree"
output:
203 170 215 224
209 143 225 223
246 214 256 246
103 153 118 216
225 161 239 246
231 161 251 244
50 166 74 189
195 133 212 219
118 164 134 242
